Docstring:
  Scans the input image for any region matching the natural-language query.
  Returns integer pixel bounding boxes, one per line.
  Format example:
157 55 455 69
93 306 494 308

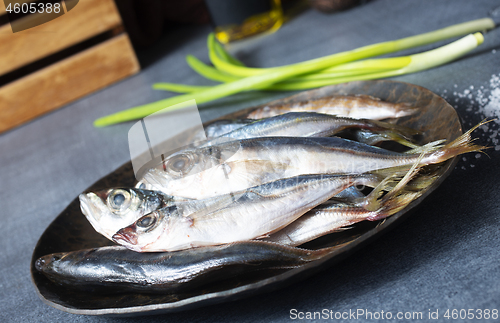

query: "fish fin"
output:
404 139 446 154
385 151 424 200
367 191 421 221
368 119 421 137
428 119 491 164
370 164 413 179
364 152 424 211
360 174 400 211
405 171 440 191
357 129 421 148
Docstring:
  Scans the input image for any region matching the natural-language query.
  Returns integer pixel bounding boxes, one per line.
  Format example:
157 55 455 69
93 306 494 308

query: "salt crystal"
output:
446 73 500 151
482 88 500 120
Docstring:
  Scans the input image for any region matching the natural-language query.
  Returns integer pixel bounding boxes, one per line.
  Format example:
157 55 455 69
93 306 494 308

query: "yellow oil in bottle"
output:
213 0 284 44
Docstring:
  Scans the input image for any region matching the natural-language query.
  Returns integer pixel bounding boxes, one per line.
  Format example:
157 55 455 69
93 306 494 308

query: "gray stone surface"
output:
1 0 500 321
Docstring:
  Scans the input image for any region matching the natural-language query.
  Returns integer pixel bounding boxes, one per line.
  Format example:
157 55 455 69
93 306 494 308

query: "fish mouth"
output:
113 227 138 245
79 194 92 215
79 193 102 219
35 256 47 272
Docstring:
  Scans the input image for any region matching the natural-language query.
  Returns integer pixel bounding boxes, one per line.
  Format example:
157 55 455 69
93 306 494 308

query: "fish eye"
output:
136 214 157 230
166 154 193 176
172 158 186 170
114 193 125 205
108 189 131 210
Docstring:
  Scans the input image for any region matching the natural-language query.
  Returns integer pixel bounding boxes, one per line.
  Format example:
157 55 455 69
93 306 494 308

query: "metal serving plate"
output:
31 80 462 316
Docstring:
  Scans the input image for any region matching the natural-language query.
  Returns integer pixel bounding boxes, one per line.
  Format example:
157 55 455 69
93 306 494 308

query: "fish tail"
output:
369 119 421 138
364 152 424 211
406 171 440 191
375 130 421 148
427 119 491 164
404 139 446 154
367 191 422 221
356 127 421 148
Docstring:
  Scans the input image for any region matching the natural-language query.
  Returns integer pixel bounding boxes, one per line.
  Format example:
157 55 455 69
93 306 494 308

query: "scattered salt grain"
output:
443 73 500 169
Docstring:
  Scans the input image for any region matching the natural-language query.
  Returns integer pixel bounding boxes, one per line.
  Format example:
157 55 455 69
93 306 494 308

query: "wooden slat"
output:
0 34 140 133
0 0 122 75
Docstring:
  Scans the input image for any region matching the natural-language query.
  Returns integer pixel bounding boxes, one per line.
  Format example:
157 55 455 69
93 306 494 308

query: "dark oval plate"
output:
31 80 462 316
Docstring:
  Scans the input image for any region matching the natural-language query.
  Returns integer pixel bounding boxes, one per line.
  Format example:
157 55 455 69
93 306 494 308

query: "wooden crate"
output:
0 0 140 133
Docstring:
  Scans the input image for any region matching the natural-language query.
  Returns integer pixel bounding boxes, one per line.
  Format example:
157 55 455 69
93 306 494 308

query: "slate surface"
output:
1 0 499 321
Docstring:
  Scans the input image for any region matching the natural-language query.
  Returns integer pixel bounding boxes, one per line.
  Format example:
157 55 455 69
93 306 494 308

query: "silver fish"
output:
113 173 387 252
264 165 425 247
264 192 419 246
138 125 483 199
202 112 418 147
246 94 417 120
266 157 429 246
35 242 332 293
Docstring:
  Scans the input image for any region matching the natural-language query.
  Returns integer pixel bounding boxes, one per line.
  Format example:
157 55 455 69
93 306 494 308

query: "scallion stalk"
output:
209 18 494 77
153 33 482 93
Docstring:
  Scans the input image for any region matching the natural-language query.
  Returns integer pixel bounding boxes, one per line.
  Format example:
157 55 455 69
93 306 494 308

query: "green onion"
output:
154 33 482 93
94 18 493 127
185 55 239 82
209 18 494 77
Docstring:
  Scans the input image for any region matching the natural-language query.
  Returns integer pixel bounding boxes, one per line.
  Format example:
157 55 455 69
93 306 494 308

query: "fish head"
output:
137 142 242 197
35 248 113 286
112 206 191 252
35 250 87 283
79 188 168 240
